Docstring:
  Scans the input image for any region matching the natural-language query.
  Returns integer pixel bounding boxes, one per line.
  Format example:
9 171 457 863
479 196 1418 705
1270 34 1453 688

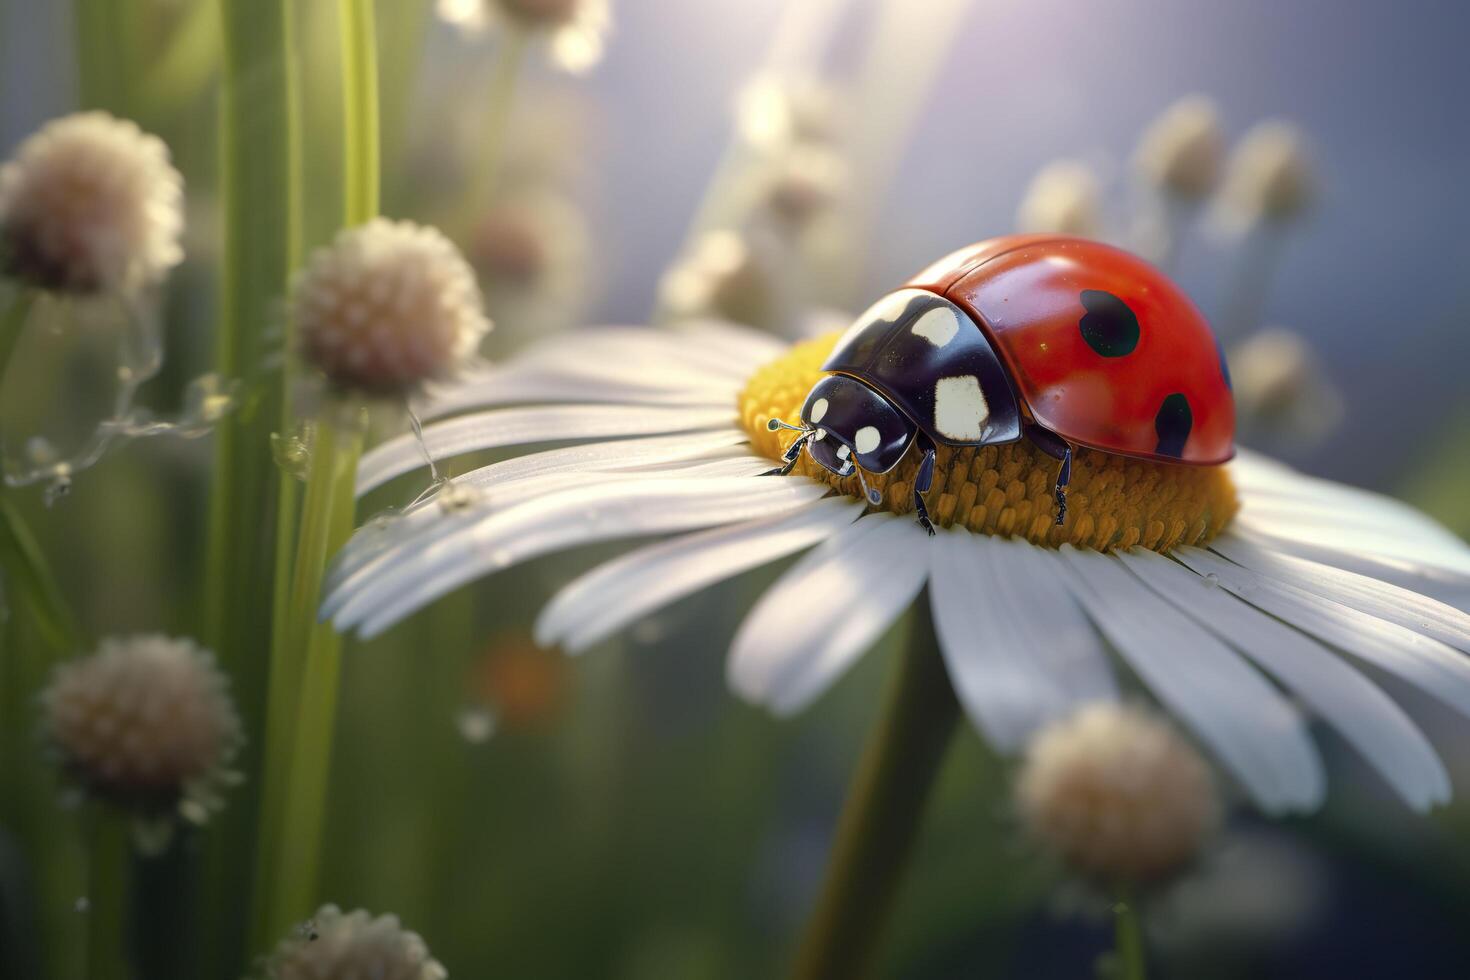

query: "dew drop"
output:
456 705 497 744
1202 572 1219 589
271 429 312 481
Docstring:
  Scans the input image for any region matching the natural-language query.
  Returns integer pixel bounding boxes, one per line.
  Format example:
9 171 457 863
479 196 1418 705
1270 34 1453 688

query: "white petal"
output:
1210 533 1470 653
415 364 738 421
1173 547 1470 721
329 476 831 638
1235 509 1470 580
1225 527 1470 608
537 496 865 653
356 404 738 495
728 514 930 715
929 531 1116 751
1117 548 1449 811
330 440 758 596
1053 545 1324 814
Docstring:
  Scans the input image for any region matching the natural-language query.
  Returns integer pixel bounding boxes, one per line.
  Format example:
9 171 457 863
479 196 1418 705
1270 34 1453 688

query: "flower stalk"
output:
790 598 960 980
253 0 379 946
1112 892 1146 980
85 811 132 980
198 0 301 971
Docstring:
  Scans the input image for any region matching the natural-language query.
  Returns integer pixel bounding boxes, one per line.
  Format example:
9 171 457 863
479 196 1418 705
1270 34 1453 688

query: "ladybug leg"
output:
1052 444 1072 526
912 434 937 536
762 429 810 477
1024 425 1073 526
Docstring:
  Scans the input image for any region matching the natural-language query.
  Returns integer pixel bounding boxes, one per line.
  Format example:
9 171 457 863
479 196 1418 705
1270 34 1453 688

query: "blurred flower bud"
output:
41 635 241 835
266 905 446 980
438 0 609 73
1134 95 1224 201
294 218 490 396
0 112 183 296
1212 121 1315 231
659 230 776 328
470 631 568 731
1015 161 1103 237
1229 328 1344 446
761 146 848 231
736 76 846 150
1017 704 1218 883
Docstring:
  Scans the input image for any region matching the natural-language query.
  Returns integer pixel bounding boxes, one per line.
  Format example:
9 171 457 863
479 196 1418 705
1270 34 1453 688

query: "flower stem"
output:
199 0 301 971
469 27 528 213
255 411 363 944
790 598 960 980
1113 891 1147 980
253 0 378 946
85 811 132 980
339 0 380 225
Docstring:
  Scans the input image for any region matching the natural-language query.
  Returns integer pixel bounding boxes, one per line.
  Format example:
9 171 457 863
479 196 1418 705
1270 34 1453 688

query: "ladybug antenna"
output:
766 418 810 434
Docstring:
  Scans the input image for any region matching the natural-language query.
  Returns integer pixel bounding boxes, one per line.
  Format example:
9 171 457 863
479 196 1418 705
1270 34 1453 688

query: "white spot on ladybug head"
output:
933 375 990 441
910 306 959 347
836 444 851 460
814 428 827 441
809 397 829 424
854 425 881 455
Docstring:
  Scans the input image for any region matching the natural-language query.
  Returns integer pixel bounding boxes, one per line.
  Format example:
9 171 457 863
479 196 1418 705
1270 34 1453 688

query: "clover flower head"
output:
1134 95 1225 201
41 635 241 832
1015 160 1103 237
1213 120 1315 231
1017 704 1219 883
294 218 490 396
0 111 184 295
266 904 447 980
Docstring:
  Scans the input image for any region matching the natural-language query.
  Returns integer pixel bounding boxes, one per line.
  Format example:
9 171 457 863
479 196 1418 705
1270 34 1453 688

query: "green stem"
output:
1113 891 1147 980
85 812 132 980
254 0 378 945
790 599 961 980
254 412 363 944
199 0 301 972
339 0 380 225
469 28 528 212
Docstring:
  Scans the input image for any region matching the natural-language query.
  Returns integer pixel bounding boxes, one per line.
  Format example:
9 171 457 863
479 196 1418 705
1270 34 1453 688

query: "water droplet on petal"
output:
1202 572 1220 589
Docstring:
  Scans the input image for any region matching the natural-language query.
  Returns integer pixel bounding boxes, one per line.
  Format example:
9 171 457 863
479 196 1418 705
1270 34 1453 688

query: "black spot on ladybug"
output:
1216 337 1232 390
1154 393 1192 457
1078 290 1141 357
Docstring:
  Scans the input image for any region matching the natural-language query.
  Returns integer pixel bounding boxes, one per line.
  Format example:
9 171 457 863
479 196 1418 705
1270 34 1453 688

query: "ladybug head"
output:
767 373 916 504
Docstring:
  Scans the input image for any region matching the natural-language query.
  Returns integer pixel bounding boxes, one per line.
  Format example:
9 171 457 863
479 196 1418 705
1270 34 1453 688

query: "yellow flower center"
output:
738 333 1238 553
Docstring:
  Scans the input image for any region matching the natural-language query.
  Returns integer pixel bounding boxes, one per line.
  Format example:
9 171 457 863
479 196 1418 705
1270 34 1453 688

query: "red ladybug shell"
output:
907 235 1234 465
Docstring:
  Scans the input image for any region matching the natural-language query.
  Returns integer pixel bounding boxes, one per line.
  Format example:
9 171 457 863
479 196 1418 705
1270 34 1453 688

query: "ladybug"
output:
766 234 1235 534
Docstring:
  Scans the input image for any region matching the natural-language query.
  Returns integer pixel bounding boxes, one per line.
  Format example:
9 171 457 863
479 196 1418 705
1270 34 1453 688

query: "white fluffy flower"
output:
41 635 240 821
294 218 490 395
0 111 184 295
1134 95 1225 201
1015 160 1103 237
437 0 609 74
1017 704 1218 882
267 905 446 980
1212 121 1315 232
322 324 1470 817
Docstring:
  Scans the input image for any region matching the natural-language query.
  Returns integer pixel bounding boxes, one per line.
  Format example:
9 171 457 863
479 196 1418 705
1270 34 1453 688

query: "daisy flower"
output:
438 0 609 74
322 320 1470 815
